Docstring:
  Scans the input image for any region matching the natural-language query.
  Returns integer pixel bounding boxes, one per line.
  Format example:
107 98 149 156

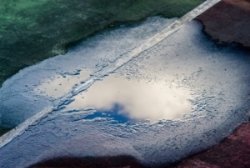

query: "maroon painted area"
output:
197 0 250 48
172 123 250 168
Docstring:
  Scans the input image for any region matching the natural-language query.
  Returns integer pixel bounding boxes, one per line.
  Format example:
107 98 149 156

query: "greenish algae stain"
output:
0 127 10 135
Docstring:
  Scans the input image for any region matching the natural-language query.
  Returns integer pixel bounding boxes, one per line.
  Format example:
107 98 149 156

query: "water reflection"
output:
84 103 131 123
67 75 192 122
35 70 90 99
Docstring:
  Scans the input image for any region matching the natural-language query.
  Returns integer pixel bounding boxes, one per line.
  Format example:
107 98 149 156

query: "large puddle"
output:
0 17 175 128
0 15 249 167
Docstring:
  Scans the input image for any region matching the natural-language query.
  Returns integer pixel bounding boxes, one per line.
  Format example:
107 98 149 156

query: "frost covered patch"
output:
0 17 249 168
